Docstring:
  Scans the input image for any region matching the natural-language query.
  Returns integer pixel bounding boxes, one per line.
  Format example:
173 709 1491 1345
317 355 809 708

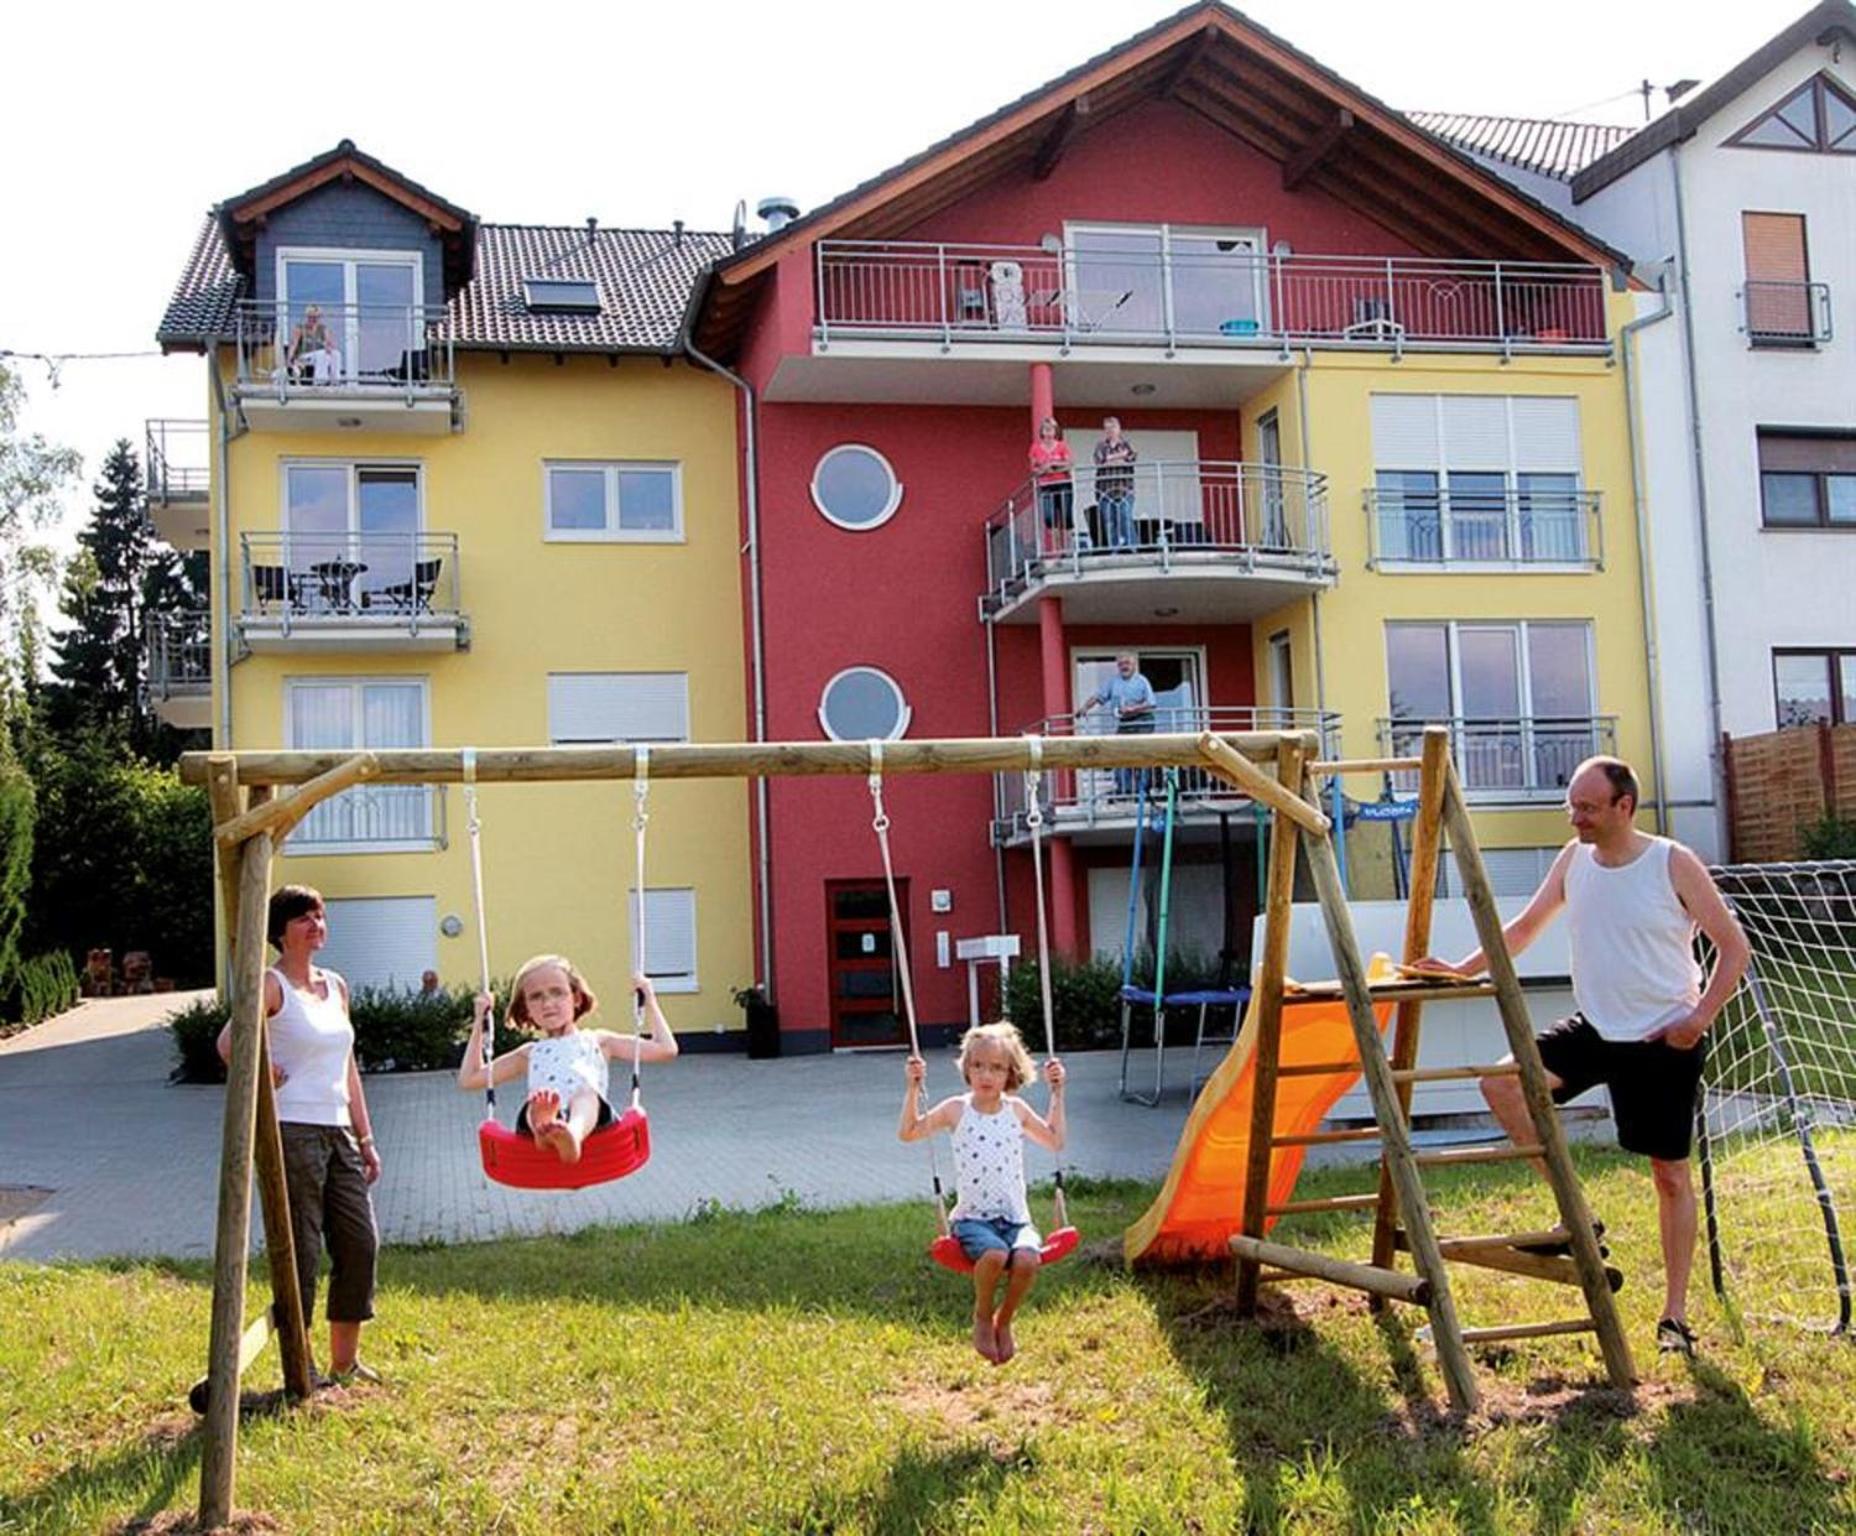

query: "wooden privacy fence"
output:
1723 724 1856 862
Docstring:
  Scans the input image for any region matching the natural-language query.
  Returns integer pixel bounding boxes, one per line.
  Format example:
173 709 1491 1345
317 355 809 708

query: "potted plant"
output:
733 983 780 1059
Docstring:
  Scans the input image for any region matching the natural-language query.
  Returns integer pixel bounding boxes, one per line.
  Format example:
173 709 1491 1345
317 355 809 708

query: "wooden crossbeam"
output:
1198 732 1330 834
1410 1144 1544 1167
1283 107 1355 189
1265 1191 1383 1217
1459 1319 1598 1345
1032 101 1083 180
1231 1234 1431 1305
1271 1126 1382 1148
1393 1063 1521 1084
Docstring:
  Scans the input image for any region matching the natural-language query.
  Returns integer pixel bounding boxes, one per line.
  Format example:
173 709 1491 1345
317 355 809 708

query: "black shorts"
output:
1535 1014 1705 1162
515 1096 615 1137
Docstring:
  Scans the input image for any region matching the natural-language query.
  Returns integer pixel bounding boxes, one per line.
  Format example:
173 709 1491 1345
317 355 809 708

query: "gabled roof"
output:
156 220 732 355
1405 113 1635 183
1572 0 1856 200
695 1 1633 356
214 140 480 295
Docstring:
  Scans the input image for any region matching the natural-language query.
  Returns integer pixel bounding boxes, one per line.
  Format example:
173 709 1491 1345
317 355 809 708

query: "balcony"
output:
982 460 1335 624
145 419 210 550
1364 487 1602 570
228 301 459 433
816 241 1610 358
1742 281 1833 347
146 609 211 731
236 532 467 653
1377 716 1617 804
291 783 446 855
994 706 1340 845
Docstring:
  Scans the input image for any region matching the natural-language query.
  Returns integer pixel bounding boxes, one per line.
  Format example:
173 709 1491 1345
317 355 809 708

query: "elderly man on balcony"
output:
1079 652 1157 800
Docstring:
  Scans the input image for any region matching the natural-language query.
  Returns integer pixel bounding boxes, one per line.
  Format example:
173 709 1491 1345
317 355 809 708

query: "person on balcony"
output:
1028 418 1077 554
287 305 341 385
1093 417 1139 550
1079 652 1156 799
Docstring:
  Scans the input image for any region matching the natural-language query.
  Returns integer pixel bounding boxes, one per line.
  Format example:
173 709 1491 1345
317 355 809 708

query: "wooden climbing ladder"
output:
1200 723 1633 1413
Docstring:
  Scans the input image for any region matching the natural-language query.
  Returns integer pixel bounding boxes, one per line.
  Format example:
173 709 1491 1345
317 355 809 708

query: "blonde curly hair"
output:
957 1021 1036 1092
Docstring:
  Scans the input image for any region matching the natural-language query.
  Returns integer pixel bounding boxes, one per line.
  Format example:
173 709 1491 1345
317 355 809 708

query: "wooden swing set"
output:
180 725 1628 1528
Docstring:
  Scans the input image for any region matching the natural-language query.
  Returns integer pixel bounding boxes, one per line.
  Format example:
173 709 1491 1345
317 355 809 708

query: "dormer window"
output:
1728 72 1856 154
524 278 602 314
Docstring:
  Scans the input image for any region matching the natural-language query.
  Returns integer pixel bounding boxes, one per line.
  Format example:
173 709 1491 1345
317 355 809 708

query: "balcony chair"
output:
369 557 443 615
250 564 300 614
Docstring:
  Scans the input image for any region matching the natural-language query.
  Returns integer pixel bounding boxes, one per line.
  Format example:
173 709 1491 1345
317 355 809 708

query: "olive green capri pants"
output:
279 1123 379 1324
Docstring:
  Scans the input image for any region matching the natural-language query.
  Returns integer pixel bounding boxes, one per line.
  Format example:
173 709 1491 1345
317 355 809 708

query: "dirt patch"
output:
0 1185 54 1224
887 1373 1067 1445
109 1512 281 1535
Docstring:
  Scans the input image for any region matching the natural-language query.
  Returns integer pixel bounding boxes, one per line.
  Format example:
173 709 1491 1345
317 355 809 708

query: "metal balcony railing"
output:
145 419 209 504
995 706 1341 839
238 531 461 635
984 459 1332 602
146 609 211 700
295 782 445 851
231 301 457 398
1364 487 1602 568
1377 716 1617 801
816 240 1610 352
1742 281 1833 345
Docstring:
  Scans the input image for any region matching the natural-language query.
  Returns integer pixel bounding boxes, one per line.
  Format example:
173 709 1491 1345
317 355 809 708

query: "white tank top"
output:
1564 839 1701 1042
267 967 354 1126
948 1095 1034 1226
527 1030 610 1108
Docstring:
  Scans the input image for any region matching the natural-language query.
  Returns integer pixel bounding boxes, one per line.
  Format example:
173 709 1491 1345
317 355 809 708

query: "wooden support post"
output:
207 767 313 1404
1230 1233 1431 1305
1439 764 1636 1390
1459 1319 1597 1346
1300 767 1480 1413
189 1309 276 1415
213 751 380 848
1234 741 1304 1316
1198 732 1330 835
1395 1229 1623 1290
1370 726 1450 1294
198 828 276 1530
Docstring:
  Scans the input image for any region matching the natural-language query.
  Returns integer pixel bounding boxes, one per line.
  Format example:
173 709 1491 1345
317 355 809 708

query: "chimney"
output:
757 195 801 234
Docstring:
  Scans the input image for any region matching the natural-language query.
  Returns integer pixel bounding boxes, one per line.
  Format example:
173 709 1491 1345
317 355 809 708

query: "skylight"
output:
523 278 602 314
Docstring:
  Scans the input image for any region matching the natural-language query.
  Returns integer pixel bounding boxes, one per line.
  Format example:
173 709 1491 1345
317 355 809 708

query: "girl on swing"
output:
457 954 678 1164
900 1023 1066 1364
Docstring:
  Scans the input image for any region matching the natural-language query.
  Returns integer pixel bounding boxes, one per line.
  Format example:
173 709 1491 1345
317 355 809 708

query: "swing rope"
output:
1022 737 1069 1234
868 740 951 1239
628 746 651 1111
463 748 497 1125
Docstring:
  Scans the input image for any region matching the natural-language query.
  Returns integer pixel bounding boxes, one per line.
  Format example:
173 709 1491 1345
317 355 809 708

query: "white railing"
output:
147 609 211 700
1742 281 1833 345
1378 716 1617 801
296 783 444 850
1365 487 1601 567
145 419 209 503
996 706 1341 838
984 459 1331 604
239 531 461 633
231 300 456 397
816 240 1610 351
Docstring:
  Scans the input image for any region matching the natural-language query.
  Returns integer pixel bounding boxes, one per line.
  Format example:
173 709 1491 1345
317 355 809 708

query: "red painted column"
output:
1037 593 1079 957
1028 361 1054 434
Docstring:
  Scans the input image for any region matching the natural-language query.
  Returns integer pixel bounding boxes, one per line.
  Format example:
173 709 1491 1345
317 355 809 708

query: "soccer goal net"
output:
1700 860 1856 1333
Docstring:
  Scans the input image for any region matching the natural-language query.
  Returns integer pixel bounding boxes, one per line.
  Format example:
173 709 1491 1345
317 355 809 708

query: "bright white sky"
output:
0 0 1792 547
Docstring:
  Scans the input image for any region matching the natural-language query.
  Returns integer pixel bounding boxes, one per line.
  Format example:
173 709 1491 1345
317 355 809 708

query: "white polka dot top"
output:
948 1095 1033 1226
526 1029 610 1109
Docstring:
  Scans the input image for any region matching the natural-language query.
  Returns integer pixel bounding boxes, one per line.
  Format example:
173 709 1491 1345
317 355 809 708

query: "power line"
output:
0 345 169 391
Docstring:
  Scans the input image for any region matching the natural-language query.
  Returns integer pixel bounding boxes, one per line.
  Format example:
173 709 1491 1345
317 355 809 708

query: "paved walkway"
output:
0 994 1216 1262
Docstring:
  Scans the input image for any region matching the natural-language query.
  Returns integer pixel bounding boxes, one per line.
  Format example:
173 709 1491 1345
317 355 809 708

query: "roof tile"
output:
1405 112 1636 181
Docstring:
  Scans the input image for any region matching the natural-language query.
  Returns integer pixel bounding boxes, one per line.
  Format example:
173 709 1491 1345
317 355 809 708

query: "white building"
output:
1415 1 1856 860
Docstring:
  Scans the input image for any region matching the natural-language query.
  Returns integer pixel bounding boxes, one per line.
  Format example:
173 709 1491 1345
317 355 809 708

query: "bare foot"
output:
972 1314 998 1362
540 1121 581 1164
993 1317 1016 1365
527 1089 561 1135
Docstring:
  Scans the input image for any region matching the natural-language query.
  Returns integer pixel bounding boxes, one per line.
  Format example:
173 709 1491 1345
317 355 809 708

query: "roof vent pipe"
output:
757 196 800 233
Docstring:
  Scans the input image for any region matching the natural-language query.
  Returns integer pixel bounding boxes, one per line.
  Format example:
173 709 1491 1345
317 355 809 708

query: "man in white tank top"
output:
1417 756 1750 1356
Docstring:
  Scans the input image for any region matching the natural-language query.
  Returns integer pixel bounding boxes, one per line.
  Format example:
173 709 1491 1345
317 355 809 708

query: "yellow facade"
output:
208 354 755 1035
1242 292 1656 891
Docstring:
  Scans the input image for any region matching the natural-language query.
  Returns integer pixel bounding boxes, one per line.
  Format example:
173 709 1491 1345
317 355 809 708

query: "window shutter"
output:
1370 396 1439 467
1438 397 1509 470
1758 432 1856 473
1743 213 1808 283
319 897 438 992
548 674 690 744
1509 398 1582 472
629 888 698 990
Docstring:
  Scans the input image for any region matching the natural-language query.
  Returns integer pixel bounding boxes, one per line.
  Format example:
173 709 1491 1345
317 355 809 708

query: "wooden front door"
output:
826 880 911 1049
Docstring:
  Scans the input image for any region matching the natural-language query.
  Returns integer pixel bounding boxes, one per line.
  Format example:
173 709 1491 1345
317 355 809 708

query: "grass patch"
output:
4 1154 1855 1533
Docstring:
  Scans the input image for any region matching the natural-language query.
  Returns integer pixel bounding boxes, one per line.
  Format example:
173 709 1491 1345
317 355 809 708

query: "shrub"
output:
1800 814 1856 861
168 994 231 1082
1002 948 1231 1052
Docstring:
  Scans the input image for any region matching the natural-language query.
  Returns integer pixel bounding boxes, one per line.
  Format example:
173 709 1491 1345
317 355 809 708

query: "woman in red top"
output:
1028 417 1076 551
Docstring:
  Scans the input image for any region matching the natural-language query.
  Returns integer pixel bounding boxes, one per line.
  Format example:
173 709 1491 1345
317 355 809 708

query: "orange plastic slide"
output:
1124 956 1396 1265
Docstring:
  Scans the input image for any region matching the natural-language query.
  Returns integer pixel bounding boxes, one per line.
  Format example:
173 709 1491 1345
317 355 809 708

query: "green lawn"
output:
4 1150 1855 1535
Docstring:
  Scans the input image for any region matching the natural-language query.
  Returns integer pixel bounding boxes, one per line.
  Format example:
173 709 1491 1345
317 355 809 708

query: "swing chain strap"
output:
629 746 650 1109
1024 736 1068 1231
462 748 496 1120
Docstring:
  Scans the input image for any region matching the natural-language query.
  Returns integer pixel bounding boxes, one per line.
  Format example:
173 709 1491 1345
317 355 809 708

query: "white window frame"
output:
817 666 912 742
543 461 685 543
1069 645 1208 721
1063 221 1269 337
547 672 691 745
276 246 426 311
1369 394 1589 571
810 444 903 531
281 458 424 534
282 676 437 855
630 887 699 993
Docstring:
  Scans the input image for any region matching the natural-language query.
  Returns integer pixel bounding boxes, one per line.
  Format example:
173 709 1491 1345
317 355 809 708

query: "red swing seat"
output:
478 1107 651 1191
930 1224 1080 1274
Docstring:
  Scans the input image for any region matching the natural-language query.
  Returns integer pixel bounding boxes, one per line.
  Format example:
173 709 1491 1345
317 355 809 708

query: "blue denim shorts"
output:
952 1216 1041 1263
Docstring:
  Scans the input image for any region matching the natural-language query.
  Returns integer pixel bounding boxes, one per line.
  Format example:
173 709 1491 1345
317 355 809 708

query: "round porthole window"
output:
811 444 902 530
819 667 911 742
